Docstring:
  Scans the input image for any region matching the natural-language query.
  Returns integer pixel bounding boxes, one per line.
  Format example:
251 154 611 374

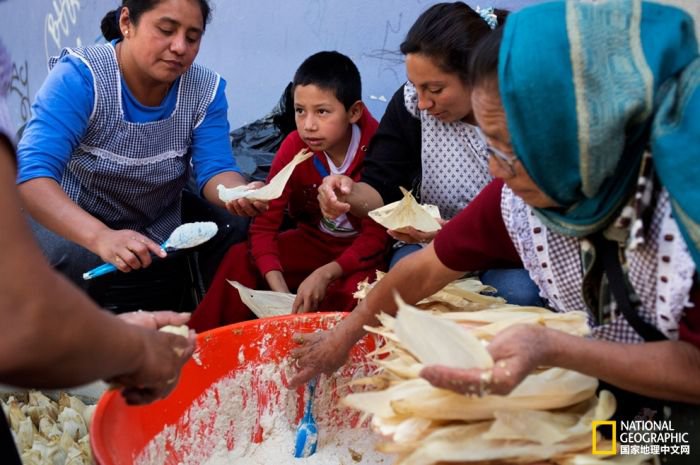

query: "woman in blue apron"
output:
16 0 265 312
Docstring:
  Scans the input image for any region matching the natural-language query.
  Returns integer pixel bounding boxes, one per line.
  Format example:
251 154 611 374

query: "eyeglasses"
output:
485 144 518 178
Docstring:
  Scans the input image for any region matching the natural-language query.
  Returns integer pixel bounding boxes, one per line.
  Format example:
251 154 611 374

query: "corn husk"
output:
394 296 493 370
340 277 649 465
158 324 190 337
217 149 313 202
4 391 95 464
228 280 296 318
368 187 442 233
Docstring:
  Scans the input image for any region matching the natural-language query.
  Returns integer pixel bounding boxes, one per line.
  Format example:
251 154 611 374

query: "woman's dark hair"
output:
400 2 508 82
101 0 212 41
468 26 504 89
293 51 361 110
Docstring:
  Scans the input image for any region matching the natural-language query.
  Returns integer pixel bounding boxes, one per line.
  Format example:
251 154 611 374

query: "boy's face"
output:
293 84 362 160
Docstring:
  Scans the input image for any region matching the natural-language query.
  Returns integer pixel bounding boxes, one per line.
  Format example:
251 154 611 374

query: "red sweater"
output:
250 107 388 276
434 179 700 348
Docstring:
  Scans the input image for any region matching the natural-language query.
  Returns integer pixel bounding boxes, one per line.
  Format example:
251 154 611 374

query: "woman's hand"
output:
288 329 354 388
225 181 269 216
388 226 438 244
317 175 354 219
420 324 550 396
95 229 166 272
292 271 332 314
388 219 447 244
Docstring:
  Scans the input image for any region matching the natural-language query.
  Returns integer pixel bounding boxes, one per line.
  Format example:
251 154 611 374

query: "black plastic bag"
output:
231 82 295 182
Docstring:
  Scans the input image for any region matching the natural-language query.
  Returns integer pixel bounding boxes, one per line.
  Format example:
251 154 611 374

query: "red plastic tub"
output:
91 313 376 465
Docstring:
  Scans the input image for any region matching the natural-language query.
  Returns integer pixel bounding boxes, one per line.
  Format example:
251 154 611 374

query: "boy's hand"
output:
264 270 291 294
317 175 353 220
292 263 342 313
293 271 330 313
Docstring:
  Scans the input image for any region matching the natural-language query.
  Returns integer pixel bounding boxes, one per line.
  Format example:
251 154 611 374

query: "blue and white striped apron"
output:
49 43 220 242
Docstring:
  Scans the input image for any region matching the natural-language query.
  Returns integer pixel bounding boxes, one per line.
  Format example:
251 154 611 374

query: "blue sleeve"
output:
191 77 240 193
16 54 93 184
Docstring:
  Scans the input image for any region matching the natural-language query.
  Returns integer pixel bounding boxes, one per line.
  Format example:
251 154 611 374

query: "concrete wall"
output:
1 0 696 134
0 0 538 133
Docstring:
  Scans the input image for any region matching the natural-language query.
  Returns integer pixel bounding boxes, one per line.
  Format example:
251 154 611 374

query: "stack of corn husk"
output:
1 391 95 465
343 276 653 465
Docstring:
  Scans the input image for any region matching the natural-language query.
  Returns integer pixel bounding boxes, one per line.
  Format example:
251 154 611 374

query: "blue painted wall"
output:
0 0 546 134
3 0 696 135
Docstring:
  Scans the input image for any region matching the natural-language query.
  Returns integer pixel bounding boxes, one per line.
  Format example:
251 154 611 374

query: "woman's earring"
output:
124 29 129 36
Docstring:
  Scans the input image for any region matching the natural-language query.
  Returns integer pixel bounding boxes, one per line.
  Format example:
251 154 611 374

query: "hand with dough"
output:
388 219 448 244
420 324 554 396
224 181 270 216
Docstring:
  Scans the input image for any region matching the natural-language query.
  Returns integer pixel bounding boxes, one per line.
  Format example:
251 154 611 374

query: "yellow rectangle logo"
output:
592 421 617 455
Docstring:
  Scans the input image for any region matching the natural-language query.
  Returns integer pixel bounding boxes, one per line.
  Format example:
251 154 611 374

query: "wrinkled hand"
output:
110 326 196 405
288 330 351 389
95 229 165 272
225 181 269 216
317 174 353 220
420 324 549 396
292 271 332 314
118 310 192 330
388 226 438 244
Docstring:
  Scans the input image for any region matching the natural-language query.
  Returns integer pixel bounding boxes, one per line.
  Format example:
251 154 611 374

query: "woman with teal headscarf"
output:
289 0 700 439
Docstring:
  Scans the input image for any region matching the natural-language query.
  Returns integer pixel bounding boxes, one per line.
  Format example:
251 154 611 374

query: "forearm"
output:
316 261 343 282
335 244 462 348
18 177 109 253
265 270 290 293
545 329 700 403
346 182 385 218
202 171 248 207
2 157 144 386
1 270 145 387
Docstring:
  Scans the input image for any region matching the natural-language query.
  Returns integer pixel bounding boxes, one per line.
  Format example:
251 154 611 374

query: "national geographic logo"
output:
592 421 616 455
592 420 691 456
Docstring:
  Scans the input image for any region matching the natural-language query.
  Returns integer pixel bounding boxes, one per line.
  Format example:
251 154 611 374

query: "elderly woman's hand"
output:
287 329 353 388
420 324 550 396
387 221 446 245
317 174 353 220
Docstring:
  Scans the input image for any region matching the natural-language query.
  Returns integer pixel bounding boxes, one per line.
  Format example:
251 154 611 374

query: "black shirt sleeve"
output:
360 84 422 205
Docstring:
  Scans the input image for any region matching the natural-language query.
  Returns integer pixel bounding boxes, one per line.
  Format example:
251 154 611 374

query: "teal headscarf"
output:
499 0 700 267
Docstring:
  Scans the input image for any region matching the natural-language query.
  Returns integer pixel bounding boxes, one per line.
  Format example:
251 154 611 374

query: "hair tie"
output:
476 6 498 30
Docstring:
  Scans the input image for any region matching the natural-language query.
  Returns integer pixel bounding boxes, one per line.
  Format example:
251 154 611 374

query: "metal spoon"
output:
82 221 218 280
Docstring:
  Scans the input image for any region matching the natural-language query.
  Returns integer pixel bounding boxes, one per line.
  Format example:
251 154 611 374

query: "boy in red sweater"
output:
190 51 388 331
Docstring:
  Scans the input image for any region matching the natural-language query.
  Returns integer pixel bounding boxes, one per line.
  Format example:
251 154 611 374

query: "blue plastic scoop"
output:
82 221 218 280
294 377 318 458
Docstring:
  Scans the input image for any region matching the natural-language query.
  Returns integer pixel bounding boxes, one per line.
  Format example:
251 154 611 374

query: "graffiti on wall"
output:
10 60 31 123
45 0 83 63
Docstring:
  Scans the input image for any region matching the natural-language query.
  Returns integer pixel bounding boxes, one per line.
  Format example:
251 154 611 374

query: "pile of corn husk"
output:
2 391 94 465
343 277 652 465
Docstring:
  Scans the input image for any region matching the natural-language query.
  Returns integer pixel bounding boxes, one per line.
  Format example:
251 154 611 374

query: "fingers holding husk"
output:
340 279 638 465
